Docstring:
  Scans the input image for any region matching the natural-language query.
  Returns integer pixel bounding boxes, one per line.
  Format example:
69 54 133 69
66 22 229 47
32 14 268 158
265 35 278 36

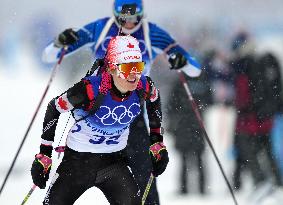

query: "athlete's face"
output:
123 22 136 29
112 69 141 93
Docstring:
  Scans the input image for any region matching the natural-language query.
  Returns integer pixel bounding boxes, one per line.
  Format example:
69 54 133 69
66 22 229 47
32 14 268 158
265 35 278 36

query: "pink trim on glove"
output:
35 154 52 173
149 142 166 161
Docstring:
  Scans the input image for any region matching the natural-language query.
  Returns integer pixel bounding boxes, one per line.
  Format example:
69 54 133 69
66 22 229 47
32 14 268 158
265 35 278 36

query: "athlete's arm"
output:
41 80 94 144
31 79 94 188
144 76 169 176
149 23 202 77
42 20 100 63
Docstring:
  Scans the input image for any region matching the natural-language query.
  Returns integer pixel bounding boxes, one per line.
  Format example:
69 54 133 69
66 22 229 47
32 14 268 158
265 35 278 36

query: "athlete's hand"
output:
30 145 53 189
54 28 79 48
149 134 169 177
168 52 187 70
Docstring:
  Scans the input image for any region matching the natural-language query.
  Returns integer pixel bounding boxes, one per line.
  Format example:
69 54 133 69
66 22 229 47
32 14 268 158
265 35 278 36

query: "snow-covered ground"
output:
1 48 283 205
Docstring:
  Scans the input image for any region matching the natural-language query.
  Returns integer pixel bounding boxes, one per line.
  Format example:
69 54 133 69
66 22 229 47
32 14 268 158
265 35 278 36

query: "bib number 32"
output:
89 135 120 145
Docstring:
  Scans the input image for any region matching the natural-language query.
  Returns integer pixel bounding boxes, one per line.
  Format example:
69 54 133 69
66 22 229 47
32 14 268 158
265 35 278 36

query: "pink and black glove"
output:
149 133 169 177
30 144 52 189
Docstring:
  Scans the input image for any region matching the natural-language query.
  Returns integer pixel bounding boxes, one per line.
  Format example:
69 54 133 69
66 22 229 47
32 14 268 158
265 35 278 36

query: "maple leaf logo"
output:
127 43 134 48
58 97 68 110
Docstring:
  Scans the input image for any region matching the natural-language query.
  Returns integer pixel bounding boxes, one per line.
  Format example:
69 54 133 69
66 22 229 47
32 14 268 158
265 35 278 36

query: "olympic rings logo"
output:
95 103 141 125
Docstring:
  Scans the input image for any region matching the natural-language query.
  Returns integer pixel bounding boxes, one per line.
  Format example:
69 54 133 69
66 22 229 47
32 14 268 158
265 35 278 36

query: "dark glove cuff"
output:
40 144 53 158
149 133 163 144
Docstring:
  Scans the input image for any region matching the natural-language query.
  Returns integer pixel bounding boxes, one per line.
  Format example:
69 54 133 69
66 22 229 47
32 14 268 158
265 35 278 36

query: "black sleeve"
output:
145 77 163 135
41 80 92 143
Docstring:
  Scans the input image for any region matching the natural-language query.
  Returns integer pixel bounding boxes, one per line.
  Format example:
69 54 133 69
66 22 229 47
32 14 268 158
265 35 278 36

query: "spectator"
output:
230 32 283 191
203 49 234 106
166 71 212 195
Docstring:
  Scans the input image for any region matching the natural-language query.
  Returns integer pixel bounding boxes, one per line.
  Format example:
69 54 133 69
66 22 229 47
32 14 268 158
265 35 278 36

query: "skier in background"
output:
31 35 169 205
42 0 201 203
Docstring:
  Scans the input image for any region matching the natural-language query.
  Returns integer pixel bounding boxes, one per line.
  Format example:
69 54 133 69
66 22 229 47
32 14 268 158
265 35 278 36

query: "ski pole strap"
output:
54 146 65 153
142 173 154 205
20 184 37 205
35 154 52 173
149 142 166 161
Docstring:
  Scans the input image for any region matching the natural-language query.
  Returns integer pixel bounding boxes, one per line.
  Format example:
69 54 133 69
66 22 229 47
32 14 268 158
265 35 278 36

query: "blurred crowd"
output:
165 30 283 202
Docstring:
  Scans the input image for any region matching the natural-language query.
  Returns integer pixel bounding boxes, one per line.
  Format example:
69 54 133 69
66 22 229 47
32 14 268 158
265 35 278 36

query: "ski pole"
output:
20 184 37 205
141 173 154 205
0 47 68 196
177 70 239 205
